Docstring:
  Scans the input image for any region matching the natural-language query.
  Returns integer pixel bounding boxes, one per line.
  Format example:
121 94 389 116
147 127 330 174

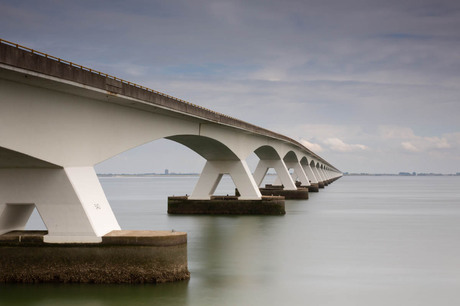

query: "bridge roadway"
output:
0 39 341 244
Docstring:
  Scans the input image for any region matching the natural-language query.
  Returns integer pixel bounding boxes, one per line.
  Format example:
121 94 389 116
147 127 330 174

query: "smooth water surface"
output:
2 176 460 305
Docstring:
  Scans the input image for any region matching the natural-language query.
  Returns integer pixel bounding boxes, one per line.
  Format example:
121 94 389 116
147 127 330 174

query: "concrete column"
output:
0 167 120 243
320 168 329 182
253 160 270 187
284 161 311 186
189 160 262 200
253 159 297 190
319 168 329 185
302 164 318 184
311 166 325 184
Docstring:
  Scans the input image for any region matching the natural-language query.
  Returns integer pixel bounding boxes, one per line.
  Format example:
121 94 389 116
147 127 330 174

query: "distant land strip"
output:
96 172 460 177
344 172 460 176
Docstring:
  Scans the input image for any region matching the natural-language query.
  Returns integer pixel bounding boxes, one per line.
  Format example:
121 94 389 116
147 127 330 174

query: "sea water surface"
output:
1 175 460 305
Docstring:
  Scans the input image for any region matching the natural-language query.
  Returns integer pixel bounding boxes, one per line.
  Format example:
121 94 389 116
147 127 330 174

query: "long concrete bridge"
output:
0 39 341 245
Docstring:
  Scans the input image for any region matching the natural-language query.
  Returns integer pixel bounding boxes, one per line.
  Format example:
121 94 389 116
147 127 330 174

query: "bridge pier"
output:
284 160 311 188
0 230 189 283
311 166 326 188
253 159 309 200
319 168 329 186
168 159 285 214
253 159 297 191
168 195 285 215
258 184 309 200
0 167 120 243
189 160 261 200
301 160 319 192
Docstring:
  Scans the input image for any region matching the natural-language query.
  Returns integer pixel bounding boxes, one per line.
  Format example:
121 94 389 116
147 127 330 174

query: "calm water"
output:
2 175 460 305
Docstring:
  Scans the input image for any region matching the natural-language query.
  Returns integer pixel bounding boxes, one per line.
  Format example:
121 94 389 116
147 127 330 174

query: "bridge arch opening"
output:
95 138 206 175
92 138 206 228
282 151 311 187
166 135 259 200
251 146 298 189
254 145 282 161
252 145 281 186
166 135 239 161
300 156 317 185
283 151 299 163
300 156 310 167
165 135 241 197
95 133 260 203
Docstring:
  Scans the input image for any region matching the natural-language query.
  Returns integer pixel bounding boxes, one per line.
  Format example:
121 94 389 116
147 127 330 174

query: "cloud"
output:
401 136 451 153
401 142 420 152
300 139 323 152
379 126 416 139
279 124 370 143
322 138 369 152
380 126 453 153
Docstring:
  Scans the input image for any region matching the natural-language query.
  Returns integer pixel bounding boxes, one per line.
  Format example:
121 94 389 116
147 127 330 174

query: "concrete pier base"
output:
318 182 325 188
259 185 309 200
0 230 189 284
308 183 320 192
168 196 285 215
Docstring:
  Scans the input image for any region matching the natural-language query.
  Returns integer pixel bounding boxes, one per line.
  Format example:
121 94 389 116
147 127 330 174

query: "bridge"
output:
0 39 341 244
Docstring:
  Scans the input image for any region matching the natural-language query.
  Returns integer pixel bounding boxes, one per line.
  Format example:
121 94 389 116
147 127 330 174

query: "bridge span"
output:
0 39 341 244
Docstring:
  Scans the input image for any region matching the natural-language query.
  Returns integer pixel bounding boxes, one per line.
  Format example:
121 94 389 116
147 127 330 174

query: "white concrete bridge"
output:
0 39 341 243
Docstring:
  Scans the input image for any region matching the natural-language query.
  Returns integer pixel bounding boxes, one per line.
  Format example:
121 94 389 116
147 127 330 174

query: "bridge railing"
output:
0 39 224 116
0 38 339 172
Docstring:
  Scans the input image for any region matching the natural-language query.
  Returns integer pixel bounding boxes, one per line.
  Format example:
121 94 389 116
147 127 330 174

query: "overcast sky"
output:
1 0 459 174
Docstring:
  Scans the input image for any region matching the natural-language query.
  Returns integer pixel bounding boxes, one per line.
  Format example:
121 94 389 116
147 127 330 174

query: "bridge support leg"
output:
302 164 319 192
284 161 311 187
311 166 325 188
253 159 297 190
319 168 329 186
189 160 261 200
254 159 308 199
0 167 120 243
169 160 284 215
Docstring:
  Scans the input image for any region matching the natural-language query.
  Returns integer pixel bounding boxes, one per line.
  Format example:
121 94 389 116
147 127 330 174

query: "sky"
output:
1 0 459 174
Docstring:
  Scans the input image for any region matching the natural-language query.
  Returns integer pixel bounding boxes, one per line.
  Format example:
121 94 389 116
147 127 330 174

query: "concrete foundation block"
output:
308 183 320 192
168 196 285 215
0 230 189 284
259 185 309 200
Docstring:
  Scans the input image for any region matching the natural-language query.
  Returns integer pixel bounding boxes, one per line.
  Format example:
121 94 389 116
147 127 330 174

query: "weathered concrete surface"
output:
168 196 285 215
257 184 309 199
0 230 189 284
236 185 309 199
308 183 320 192
259 188 309 200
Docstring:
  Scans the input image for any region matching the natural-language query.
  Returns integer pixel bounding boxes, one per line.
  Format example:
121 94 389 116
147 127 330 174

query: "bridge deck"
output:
0 39 338 171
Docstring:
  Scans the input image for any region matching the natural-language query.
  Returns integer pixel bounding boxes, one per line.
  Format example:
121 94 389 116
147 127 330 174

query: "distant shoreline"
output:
344 173 460 177
97 173 460 178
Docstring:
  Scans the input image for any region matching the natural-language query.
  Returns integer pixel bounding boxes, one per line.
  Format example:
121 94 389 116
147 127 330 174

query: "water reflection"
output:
0 281 189 306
